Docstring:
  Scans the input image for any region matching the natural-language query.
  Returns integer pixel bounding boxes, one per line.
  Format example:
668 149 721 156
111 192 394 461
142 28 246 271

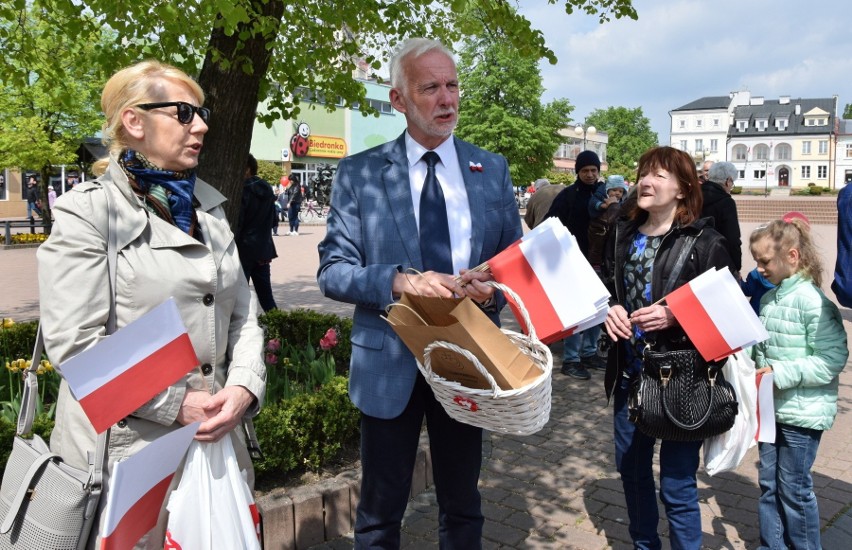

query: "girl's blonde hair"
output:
750 218 822 286
93 60 204 174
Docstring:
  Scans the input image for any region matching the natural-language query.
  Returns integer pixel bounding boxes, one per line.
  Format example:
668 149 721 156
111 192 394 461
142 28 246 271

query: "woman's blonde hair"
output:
750 218 822 287
93 60 204 174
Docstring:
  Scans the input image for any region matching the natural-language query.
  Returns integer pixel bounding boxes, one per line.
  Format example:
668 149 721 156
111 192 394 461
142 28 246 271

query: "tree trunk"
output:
196 1 285 225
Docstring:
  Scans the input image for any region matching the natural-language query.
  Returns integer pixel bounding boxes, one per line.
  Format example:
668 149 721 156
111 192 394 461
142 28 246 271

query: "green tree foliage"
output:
585 106 657 178
454 20 573 186
0 6 106 216
844 103 852 119
1 0 636 222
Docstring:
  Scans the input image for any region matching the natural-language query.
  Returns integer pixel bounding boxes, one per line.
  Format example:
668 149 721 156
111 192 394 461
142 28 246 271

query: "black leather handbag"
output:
626 233 738 442
629 346 738 441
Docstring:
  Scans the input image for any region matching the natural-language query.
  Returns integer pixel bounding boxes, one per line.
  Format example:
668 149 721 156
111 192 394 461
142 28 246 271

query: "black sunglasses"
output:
136 101 210 124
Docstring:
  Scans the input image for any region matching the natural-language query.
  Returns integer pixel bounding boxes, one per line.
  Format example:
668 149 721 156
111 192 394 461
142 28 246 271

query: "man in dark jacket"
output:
546 150 606 379
236 154 278 312
702 161 742 276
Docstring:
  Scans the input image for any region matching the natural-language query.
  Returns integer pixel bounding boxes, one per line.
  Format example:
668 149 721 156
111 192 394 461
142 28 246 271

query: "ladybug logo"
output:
453 395 478 412
290 122 311 157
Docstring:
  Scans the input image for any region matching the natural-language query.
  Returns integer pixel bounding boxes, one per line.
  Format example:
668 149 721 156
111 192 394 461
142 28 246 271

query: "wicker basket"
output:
417 282 552 436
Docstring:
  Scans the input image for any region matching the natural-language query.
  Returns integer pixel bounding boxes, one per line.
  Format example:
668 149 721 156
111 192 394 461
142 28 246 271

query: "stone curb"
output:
258 439 432 549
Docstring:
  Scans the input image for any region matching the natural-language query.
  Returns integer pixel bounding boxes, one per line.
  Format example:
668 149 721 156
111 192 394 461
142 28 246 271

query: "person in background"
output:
285 174 303 235
546 150 606 379
26 175 42 220
832 182 852 307
523 177 562 229
587 174 629 274
47 185 57 210
603 146 732 550
37 60 265 548
750 218 848 550
698 159 714 184
318 37 521 548
236 153 279 312
701 161 742 277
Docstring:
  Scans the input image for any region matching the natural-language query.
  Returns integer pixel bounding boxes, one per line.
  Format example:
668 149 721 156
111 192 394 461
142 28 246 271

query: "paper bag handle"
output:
383 302 429 326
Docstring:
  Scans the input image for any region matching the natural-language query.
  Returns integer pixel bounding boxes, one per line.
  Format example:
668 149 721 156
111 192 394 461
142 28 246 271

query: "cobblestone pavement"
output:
2 220 850 549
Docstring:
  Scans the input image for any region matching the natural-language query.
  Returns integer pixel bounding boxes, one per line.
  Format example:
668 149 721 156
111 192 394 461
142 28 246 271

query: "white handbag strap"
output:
0 449 61 534
16 180 118 488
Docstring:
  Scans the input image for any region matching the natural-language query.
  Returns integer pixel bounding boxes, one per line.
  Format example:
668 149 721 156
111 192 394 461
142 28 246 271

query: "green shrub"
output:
808 186 823 195
0 415 56 472
730 186 742 195
0 319 39 360
253 376 359 487
544 170 574 186
259 309 352 375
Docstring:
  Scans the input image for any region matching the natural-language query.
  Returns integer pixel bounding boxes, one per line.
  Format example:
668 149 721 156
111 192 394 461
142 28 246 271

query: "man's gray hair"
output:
708 161 738 183
389 38 454 91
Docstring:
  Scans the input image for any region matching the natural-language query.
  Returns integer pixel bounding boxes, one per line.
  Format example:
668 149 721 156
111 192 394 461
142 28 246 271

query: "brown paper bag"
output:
386 292 540 390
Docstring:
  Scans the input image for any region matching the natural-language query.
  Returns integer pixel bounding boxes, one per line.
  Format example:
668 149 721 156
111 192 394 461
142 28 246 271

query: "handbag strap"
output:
661 232 700 297
16 180 118 487
0 448 62 534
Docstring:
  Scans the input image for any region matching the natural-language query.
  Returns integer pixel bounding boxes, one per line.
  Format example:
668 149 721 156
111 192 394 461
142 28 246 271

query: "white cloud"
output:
519 0 852 142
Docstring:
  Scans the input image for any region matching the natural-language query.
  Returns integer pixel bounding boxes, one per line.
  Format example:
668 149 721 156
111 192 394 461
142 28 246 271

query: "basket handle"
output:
483 281 539 342
421 340 502 397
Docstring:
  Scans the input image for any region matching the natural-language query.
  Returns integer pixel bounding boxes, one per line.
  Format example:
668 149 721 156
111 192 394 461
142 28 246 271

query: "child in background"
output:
741 212 811 314
587 175 629 274
750 218 848 550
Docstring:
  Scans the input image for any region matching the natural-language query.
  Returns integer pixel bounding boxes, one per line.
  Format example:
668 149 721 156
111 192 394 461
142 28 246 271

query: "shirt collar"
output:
404 132 456 168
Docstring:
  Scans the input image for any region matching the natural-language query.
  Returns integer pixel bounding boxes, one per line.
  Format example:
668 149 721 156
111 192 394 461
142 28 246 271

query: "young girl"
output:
750 219 848 550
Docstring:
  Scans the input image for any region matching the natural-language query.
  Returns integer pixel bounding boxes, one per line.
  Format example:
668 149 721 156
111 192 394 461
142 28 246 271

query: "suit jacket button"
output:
203 293 214 306
201 363 213 375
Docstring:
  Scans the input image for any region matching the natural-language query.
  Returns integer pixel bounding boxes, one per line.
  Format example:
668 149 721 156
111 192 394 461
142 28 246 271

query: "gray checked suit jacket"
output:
317 133 522 419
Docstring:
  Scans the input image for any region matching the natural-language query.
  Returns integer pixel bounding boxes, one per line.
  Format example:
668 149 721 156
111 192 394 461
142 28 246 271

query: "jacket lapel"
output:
455 138 485 268
383 134 423 268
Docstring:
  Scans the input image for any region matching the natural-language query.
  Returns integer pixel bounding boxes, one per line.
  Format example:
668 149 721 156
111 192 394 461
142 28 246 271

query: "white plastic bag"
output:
703 350 758 476
164 436 261 549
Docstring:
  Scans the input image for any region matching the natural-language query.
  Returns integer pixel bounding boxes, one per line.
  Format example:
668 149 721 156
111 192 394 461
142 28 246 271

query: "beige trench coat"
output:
36 157 266 548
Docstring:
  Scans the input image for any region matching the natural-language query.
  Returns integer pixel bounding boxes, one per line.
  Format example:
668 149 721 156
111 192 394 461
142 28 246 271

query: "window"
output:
756 120 767 131
818 165 828 179
754 169 766 179
754 144 769 160
679 119 686 129
696 119 703 128
776 144 792 160
695 139 704 151
680 140 688 151
712 118 720 128
738 170 745 179
710 139 718 152
802 141 812 155
802 166 811 179
737 120 748 132
818 118 826 126
846 143 852 158
776 119 789 131
733 144 748 160
819 140 828 154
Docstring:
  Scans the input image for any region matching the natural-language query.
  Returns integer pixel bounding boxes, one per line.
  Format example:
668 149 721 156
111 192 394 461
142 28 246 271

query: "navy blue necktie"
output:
419 151 453 274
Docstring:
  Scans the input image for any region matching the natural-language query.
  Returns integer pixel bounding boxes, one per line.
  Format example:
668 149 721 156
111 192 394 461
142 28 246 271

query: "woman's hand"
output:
605 305 632 341
756 366 773 376
630 305 676 332
177 387 255 442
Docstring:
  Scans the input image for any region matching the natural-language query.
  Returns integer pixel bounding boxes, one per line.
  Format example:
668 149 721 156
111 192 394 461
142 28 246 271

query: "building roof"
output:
730 97 837 137
671 96 732 111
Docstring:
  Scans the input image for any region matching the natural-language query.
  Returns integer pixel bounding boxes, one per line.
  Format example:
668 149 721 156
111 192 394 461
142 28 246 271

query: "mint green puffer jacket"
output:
753 272 848 431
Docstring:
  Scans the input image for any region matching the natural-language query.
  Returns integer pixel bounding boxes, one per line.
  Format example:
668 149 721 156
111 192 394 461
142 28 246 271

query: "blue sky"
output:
518 0 852 144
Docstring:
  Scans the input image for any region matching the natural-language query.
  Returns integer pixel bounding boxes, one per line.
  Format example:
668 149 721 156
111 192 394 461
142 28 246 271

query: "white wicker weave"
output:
417 282 553 436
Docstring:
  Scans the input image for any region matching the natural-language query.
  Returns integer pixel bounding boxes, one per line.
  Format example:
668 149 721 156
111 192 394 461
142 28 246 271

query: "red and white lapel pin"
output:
469 161 483 172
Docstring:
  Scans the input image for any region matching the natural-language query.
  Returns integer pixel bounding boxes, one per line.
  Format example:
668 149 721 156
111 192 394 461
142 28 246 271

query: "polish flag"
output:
60 298 199 433
100 423 200 550
756 372 776 443
488 218 610 344
665 268 769 362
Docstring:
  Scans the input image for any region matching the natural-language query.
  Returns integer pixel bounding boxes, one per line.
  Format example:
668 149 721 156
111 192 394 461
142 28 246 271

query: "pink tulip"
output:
266 338 281 352
319 328 339 351
265 353 278 365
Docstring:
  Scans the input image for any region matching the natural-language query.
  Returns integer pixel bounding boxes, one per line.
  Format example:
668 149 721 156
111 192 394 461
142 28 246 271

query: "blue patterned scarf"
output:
120 149 196 233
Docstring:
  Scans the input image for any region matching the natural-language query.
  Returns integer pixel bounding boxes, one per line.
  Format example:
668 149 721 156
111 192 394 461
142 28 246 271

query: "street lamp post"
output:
575 123 596 150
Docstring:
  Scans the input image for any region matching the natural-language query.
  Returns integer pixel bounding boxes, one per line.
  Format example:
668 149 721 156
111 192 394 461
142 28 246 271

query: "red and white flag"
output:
756 372 776 443
666 268 769 362
60 298 199 433
488 218 609 344
100 422 200 550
